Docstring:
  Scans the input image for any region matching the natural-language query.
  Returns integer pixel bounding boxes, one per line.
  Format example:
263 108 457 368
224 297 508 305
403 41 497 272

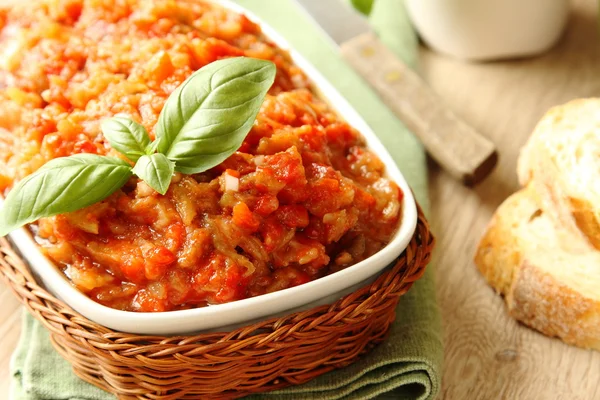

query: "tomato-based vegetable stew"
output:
0 0 403 311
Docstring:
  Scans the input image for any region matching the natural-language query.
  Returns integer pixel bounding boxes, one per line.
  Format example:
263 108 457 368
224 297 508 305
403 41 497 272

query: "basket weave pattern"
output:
0 204 433 399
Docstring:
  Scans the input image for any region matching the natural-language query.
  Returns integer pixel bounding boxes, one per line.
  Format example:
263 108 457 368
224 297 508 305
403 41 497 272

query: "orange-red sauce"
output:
0 0 402 311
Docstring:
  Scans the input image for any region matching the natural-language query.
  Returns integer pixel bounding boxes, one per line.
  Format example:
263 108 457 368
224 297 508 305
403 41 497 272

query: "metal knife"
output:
294 0 497 186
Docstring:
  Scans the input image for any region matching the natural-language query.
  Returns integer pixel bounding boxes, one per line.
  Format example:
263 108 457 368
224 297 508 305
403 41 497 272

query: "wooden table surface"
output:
1 0 600 399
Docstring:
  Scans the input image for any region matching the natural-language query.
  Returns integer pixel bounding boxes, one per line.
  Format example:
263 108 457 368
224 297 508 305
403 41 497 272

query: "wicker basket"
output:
0 204 433 399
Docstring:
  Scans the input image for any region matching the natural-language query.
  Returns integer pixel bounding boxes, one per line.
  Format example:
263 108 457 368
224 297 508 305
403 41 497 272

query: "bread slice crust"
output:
518 98 600 250
474 188 600 350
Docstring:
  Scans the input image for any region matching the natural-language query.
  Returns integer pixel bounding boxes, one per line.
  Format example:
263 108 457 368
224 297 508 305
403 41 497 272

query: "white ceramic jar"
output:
405 0 569 61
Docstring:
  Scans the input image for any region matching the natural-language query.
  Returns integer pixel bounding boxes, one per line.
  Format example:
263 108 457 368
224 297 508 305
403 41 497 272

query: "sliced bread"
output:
518 98 600 249
474 187 600 350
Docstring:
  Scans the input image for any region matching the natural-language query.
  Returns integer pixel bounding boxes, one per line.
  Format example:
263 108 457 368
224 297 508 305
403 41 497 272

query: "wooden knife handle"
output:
341 32 497 186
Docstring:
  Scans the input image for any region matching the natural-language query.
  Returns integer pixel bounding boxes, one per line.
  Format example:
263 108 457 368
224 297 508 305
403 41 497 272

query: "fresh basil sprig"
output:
100 117 151 162
156 57 276 174
0 57 276 237
0 155 132 236
132 153 175 195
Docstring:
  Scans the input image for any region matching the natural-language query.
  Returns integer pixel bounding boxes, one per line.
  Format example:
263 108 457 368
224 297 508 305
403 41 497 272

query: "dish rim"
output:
2 0 418 335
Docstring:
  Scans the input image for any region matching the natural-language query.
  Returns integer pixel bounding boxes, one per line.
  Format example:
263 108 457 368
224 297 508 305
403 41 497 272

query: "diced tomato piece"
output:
232 202 260 232
166 270 192 305
304 178 341 216
74 140 98 154
164 222 185 253
225 169 240 178
260 216 286 252
298 126 326 152
192 260 213 289
266 147 307 184
253 195 279 216
144 51 174 85
237 141 252 153
116 194 131 210
52 215 81 241
290 269 311 286
268 267 311 292
0 174 11 192
191 254 248 304
354 188 377 210
216 263 248 303
32 113 57 136
190 37 244 68
303 216 325 242
64 0 83 22
133 289 166 312
146 246 177 265
143 246 176 280
325 122 357 145
276 205 309 228
121 257 146 283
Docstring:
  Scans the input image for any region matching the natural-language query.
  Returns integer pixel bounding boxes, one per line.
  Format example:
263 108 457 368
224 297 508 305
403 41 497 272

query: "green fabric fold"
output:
10 0 442 399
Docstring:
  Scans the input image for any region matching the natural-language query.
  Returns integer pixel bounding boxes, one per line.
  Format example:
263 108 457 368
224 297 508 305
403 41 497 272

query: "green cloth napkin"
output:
10 1 443 399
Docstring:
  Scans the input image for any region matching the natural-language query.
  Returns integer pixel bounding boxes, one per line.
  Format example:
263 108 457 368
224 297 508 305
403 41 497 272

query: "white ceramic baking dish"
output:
3 0 418 335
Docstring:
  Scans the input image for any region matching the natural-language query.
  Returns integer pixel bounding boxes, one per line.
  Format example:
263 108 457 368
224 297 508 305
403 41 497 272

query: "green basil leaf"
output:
350 0 374 15
145 137 162 155
0 154 132 236
132 153 174 195
126 150 146 158
156 57 276 174
101 117 151 162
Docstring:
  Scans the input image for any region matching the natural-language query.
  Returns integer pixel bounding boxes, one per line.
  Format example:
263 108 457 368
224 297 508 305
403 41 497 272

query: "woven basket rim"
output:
0 203 434 399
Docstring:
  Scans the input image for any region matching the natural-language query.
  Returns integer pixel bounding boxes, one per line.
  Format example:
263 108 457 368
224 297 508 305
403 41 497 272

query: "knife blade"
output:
294 0 497 186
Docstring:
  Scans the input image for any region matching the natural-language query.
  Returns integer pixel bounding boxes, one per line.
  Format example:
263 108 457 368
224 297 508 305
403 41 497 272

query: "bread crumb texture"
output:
477 98 600 350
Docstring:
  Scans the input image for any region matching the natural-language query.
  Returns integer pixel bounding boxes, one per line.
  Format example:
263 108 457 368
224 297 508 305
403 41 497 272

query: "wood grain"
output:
423 0 600 399
0 1 599 399
340 32 497 186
